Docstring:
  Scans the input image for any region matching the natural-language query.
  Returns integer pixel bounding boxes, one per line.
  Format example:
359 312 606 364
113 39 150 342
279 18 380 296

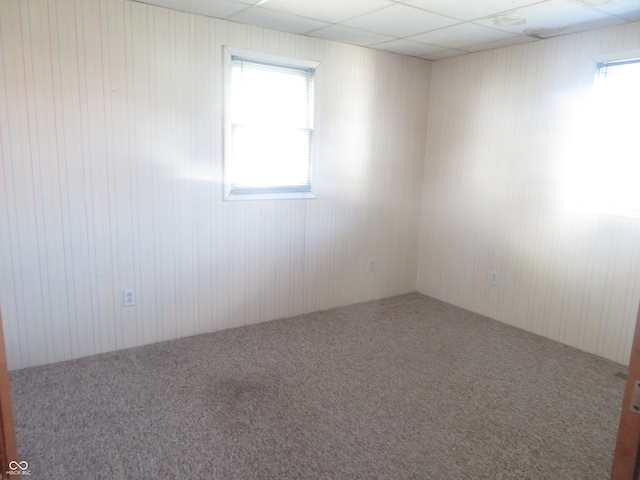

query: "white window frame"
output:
223 46 319 201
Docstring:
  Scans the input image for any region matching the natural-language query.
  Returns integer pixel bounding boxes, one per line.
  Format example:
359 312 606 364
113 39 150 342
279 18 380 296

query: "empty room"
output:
1 0 640 478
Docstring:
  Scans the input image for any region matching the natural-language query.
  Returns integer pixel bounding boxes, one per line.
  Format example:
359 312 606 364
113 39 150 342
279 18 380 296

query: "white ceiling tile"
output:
306 25 394 47
463 34 538 52
343 4 461 38
421 49 468 60
409 22 519 49
553 15 628 36
372 39 446 56
404 0 548 21
570 0 640 21
473 0 613 35
258 0 391 23
131 0 640 59
229 6 330 34
134 0 249 18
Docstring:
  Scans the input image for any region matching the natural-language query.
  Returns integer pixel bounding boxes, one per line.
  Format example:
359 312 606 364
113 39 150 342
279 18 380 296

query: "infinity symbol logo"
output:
8 461 28 471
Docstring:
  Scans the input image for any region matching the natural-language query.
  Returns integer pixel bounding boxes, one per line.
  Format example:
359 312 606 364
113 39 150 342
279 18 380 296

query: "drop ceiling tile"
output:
258 0 391 23
473 0 612 35
229 6 330 34
306 25 394 46
404 0 547 21
572 0 640 21
409 22 519 49
343 4 461 38
132 0 640 59
134 0 249 18
372 39 446 56
463 34 538 52
421 48 468 60
556 15 628 36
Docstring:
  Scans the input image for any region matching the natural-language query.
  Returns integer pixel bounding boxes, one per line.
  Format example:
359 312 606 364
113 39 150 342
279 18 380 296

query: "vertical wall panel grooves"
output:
0 0 430 369
417 21 640 365
3 0 638 369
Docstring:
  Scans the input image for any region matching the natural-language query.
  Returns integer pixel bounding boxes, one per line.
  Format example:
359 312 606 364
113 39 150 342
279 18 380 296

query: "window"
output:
223 47 319 200
565 55 640 217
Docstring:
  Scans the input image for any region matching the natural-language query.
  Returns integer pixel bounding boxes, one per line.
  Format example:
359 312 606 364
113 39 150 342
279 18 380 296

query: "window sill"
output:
224 191 317 201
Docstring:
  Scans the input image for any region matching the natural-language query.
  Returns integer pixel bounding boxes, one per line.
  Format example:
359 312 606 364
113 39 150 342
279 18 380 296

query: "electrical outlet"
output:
122 288 135 307
368 259 376 271
489 270 499 286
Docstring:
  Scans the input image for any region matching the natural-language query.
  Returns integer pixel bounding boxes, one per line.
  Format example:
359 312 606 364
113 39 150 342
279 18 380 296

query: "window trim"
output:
590 48 640 65
222 46 319 201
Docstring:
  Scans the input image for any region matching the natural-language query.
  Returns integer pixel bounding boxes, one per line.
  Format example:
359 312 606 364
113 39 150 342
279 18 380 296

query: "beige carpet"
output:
9 293 625 479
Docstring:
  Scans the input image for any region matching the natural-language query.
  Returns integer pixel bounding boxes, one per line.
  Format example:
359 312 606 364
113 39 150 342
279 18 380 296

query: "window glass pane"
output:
565 58 640 216
231 61 313 129
230 126 311 189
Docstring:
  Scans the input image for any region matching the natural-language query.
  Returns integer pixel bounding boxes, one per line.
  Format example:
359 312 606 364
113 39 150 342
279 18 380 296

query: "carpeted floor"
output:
9 293 625 479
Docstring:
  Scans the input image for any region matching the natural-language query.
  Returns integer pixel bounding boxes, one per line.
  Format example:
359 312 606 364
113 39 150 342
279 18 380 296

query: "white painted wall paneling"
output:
417 21 640 364
0 0 431 369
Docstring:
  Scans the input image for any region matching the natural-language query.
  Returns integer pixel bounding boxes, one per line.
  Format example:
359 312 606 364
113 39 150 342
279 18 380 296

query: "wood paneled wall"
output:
3 0 638 370
0 0 431 369
417 21 640 365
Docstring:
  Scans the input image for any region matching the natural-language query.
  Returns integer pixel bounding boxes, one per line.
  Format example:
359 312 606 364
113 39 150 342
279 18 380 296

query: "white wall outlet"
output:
490 270 499 286
122 288 135 307
368 259 376 271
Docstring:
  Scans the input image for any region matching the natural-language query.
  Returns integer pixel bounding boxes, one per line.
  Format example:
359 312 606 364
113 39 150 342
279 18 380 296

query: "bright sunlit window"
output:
223 47 319 201
566 57 640 217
